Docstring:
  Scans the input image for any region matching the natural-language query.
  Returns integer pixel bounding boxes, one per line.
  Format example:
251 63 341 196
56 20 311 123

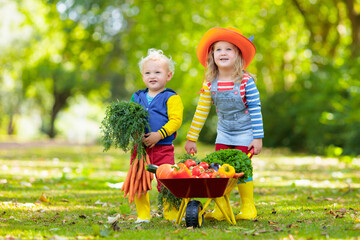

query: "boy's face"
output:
142 60 172 96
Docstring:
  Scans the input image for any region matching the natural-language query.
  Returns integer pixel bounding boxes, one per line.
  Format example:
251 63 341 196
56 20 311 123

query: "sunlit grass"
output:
0 144 359 239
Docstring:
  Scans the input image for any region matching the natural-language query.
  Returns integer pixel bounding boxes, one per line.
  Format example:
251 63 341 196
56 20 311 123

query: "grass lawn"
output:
0 143 359 239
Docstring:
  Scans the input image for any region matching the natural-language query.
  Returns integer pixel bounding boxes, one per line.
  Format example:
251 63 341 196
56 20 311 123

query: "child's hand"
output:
248 138 263 155
143 132 162 148
185 140 197 154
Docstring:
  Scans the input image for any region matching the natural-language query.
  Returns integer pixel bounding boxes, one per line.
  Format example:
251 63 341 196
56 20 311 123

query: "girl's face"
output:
142 60 172 96
212 41 238 71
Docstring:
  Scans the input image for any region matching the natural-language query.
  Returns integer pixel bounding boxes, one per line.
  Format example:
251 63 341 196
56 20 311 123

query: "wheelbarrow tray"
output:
159 178 235 198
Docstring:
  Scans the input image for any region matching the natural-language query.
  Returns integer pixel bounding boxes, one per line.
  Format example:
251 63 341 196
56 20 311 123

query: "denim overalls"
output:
210 79 253 147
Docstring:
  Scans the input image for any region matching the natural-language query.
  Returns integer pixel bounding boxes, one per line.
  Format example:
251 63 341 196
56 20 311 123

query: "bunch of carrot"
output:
121 154 153 204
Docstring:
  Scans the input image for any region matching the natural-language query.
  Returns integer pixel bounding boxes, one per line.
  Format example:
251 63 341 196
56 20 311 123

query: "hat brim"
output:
196 27 256 69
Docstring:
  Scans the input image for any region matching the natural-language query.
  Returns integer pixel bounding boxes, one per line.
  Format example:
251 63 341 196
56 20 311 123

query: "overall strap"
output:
210 78 218 91
234 81 242 92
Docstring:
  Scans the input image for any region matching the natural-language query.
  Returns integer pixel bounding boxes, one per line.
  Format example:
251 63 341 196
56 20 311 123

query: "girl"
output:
185 27 264 220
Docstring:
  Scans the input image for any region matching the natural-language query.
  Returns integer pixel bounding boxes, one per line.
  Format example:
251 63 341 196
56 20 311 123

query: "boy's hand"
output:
185 140 197 154
143 132 162 148
248 138 262 155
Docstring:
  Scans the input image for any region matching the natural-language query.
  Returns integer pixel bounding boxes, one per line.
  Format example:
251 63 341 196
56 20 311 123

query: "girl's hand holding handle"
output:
185 140 197 154
248 138 262 155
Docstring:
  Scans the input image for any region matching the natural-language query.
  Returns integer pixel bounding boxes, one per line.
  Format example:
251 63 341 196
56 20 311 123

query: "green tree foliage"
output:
0 0 359 155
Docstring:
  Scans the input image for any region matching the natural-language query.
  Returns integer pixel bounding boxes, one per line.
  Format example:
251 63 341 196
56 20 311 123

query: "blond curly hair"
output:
138 48 175 74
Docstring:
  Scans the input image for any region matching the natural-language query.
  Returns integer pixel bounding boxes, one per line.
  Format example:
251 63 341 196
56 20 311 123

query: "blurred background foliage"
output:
0 0 359 156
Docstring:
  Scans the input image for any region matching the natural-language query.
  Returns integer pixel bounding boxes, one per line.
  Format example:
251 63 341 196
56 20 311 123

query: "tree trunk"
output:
7 113 15 135
48 90 71 138
343 0 360 57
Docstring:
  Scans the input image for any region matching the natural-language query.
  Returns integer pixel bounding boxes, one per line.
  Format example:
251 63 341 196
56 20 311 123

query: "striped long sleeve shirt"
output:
186 73 264 142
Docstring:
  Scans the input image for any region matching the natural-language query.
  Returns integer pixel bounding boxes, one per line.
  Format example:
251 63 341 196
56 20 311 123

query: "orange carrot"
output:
128 158 139 203
145 154 152 190
142 167 147 192
122 164 133 197
233 172 245 178
133 155 144 194
137 177 142 198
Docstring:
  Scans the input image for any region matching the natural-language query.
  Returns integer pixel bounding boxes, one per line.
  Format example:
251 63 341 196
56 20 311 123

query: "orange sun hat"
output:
196 27 256 69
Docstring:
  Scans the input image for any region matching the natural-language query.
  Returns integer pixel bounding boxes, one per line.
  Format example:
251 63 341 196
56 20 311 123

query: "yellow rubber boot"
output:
204 193 232 221
134 192 151 223
163 199 178 221
236 181 257 220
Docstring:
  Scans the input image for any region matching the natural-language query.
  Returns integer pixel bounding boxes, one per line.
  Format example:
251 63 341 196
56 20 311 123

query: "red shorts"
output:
131 145 175 192
215 144 249 154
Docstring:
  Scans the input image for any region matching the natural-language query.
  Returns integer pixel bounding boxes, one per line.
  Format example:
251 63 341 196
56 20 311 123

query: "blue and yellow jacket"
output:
131 88 183 145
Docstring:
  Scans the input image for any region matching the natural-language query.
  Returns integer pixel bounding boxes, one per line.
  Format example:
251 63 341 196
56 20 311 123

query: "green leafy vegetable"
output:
176 153 199 164
157 186 182 211
202 149 253 183
100 100 150 158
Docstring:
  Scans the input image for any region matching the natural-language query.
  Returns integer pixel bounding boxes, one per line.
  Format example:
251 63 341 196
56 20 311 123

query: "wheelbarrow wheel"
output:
185 200 204 228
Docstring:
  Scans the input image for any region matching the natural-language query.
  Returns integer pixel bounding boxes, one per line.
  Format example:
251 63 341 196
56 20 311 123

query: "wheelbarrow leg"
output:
176 198 190 224
199 198 213 216
213 197 234 225
223 194 236 224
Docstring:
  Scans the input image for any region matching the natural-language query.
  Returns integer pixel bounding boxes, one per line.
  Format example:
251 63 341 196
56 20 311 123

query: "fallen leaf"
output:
186 226 193 230
107 214 121 224
79 214 87 219
268 220 278 225
0 179 7 184
95 200 104 205
286 223 298 228
20 181 32 187
173 229 181 234
39 193 49 203
273 227 283 232
353 224 360 230
127 215 137 220
5 235 16 240
201 232 208 236
337 208 347 213
253 229 267 235
288 234 295 240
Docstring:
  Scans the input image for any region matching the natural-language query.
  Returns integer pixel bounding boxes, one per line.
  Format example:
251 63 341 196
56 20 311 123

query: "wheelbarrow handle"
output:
247 147 254 159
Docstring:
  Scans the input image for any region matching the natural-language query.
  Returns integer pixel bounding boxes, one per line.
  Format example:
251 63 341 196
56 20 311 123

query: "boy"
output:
131 48 183 223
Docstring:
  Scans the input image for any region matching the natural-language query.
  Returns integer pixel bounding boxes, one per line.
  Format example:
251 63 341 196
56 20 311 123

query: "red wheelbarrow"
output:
158 149 254 228
159 177 238 227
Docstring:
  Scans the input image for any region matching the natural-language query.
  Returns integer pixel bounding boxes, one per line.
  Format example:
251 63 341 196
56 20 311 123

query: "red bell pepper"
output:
171 163 192 178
